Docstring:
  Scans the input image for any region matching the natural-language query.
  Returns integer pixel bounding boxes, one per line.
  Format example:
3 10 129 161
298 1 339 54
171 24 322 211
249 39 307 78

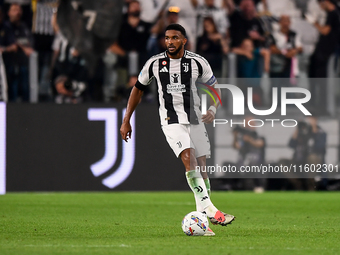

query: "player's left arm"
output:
201 83 221 124
200 62 221 124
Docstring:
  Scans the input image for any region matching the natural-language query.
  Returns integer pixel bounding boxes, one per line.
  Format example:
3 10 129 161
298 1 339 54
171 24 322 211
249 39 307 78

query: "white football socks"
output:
204 178 211 197
186 170 218 217
195 178 211 212
194 196 203 212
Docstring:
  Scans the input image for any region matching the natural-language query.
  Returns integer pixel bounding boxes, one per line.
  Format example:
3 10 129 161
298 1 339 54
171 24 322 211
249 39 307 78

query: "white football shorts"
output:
161 122 211 158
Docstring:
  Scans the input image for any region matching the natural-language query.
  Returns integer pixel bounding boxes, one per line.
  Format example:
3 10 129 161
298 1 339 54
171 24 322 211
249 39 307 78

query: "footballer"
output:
120 24 235 236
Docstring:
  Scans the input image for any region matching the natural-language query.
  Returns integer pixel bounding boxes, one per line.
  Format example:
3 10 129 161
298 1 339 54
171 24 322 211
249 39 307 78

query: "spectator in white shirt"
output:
196 0 229 37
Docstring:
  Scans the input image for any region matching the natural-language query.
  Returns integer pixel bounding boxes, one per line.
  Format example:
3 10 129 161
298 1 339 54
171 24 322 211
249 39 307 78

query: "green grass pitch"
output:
0 192 339 255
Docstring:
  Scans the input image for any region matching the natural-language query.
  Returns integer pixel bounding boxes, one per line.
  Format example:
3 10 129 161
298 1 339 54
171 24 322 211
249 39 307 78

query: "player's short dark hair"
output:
165 24 186 37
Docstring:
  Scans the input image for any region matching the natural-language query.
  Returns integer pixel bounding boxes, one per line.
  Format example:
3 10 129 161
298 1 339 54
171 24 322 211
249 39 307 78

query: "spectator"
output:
269 15 303 103
165 0 199 51
306 0 340 114
196 0 229 37
150 6 194 53
50 12 89 103
110 0 152 95
5 3 34 102
270 15 302 78
54 75 86 104
0 6 16 101
232 116 266 192
52 48 88 104
31 0 58 101
289 116 327 166
232 38 270 105
0 6 17 56
229 0 266 48
138 0 167 24
288 116 327 190
3 0 32 29
196 17 228 76
110 0 152 72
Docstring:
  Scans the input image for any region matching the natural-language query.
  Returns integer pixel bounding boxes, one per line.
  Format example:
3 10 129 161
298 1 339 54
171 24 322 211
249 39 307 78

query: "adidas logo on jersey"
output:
160 66 168 72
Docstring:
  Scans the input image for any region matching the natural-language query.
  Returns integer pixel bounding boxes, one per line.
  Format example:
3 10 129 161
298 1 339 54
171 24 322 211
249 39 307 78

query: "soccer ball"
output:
181 211 209 236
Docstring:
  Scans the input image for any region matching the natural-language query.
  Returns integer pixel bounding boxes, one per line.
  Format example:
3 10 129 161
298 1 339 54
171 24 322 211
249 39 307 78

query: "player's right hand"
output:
120 122 132 142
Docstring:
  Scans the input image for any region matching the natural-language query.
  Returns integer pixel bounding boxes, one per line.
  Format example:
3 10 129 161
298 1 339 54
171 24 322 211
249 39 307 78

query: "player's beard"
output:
167 43 183 56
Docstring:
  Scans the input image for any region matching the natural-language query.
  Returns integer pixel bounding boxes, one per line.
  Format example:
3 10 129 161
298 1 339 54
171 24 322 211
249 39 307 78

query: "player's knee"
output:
180 149 197 171
180 149 190 169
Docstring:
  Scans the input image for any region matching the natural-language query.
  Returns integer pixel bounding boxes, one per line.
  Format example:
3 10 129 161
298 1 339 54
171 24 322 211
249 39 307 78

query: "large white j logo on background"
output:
0 102 6 195
88 108 135 189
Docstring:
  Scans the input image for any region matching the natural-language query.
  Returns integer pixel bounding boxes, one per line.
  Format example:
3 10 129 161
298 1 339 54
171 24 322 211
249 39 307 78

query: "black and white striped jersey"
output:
135 50 217 126
32 0 57 35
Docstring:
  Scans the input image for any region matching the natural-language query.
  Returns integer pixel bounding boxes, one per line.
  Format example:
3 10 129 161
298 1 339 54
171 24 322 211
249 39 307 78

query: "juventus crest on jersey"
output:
136 51 217 126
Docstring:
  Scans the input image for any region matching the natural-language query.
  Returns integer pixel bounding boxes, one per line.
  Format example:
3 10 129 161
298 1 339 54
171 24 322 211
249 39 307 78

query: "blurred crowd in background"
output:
219 114 331 192
0 0 339 107
0 0 338 192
